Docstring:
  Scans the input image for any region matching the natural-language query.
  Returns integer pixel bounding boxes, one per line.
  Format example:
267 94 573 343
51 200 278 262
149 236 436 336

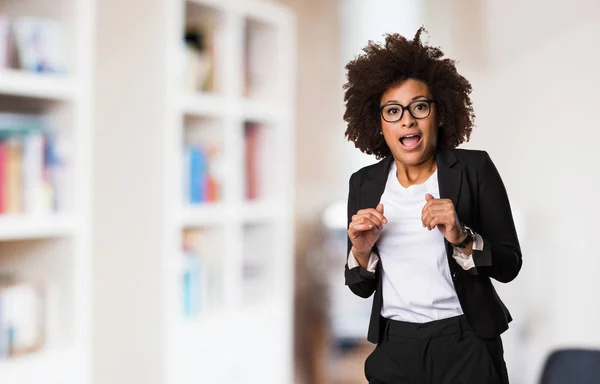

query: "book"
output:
245 122 260 200
244 122 276 200
184 143 221 204
181 230 208 317
0 113 63 215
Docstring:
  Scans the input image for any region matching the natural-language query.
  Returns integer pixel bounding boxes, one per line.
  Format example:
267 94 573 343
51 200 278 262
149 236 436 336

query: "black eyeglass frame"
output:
379 99 436 123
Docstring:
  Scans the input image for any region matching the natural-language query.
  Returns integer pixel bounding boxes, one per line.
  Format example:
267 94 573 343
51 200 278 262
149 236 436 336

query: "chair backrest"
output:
540 349 600 384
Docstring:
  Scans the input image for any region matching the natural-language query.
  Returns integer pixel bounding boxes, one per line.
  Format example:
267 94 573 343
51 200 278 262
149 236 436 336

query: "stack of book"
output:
0 113 66 215
183 143 221 205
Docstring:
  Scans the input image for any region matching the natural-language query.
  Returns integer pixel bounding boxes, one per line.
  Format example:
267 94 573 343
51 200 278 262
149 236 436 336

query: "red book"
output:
245 123 259 200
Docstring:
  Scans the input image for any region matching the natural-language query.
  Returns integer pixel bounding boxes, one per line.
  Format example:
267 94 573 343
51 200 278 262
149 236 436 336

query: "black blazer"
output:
345 148 522 343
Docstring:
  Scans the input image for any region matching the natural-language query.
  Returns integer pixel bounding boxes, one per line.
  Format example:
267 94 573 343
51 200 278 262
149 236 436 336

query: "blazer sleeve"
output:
344 172 377 298
472 151 523 283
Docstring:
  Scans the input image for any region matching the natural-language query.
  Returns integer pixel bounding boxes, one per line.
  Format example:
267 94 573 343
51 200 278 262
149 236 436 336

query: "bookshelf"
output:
164 0 296 382
0 0 93 383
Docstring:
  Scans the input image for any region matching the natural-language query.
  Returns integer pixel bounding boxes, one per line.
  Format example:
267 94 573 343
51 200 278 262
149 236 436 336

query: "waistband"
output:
380 315 472 341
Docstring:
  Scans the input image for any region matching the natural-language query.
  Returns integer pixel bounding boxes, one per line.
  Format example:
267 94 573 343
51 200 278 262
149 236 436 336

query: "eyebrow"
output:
383 95 429 104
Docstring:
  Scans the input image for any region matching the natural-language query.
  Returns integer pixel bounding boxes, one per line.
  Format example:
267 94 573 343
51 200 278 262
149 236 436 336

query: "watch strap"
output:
452 225 475 248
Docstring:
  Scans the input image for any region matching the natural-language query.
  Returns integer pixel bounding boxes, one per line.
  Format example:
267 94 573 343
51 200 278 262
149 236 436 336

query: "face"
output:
379 79 438 167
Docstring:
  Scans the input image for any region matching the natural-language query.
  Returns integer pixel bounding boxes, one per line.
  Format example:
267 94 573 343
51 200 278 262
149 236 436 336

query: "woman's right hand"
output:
348 203 387 257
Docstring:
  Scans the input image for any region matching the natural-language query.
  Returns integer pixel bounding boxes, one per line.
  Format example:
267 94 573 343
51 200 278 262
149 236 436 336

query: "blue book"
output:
182 250 203 316
188 146 208 204
188 147 200 204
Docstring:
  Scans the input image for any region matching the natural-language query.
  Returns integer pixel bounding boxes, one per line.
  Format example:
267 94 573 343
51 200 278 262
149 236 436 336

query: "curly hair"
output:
343 27 475 159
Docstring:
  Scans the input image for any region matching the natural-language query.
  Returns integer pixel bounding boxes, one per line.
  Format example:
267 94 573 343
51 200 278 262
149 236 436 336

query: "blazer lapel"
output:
359 155 394 210
359 156 393 257
436 148 462 257
436 148 461 207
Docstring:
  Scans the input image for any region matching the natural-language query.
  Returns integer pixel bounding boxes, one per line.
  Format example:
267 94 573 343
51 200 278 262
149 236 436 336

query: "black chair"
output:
540 349 600 384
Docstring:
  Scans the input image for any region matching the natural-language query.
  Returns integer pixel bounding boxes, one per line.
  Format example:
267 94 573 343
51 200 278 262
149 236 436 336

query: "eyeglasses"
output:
380 99 435 123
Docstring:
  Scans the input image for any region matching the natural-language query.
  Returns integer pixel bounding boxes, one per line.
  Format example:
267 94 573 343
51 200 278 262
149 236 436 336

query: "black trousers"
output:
365 315 509 384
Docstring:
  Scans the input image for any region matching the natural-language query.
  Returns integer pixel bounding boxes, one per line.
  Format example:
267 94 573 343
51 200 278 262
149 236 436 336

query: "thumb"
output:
425 193 435 202
376 203 384 213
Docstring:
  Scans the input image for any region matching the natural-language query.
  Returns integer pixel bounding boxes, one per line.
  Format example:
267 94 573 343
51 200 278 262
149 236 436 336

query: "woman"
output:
343 27 522 384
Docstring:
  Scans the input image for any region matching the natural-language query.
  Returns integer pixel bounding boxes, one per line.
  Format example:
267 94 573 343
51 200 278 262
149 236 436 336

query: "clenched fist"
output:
348 203 387 258
421 193 464 244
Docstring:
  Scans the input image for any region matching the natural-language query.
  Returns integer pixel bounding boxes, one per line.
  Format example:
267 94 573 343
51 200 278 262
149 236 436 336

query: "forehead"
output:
381 79 431 103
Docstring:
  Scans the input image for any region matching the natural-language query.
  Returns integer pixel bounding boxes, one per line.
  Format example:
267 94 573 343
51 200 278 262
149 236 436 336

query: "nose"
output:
400 109 416 128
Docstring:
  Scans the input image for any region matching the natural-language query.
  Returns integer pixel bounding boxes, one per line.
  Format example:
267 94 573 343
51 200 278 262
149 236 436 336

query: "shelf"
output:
181 202 226 227
242 199 286 223
0 214 75 241
241 98 289 122
180 94 290 121
0 347 76 384
179 93 228 117
0 70 77 101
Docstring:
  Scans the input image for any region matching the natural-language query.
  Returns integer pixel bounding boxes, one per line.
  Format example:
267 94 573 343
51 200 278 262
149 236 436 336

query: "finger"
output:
423 206 453 219
348 222 367 239
422 201 453 225
422 198 451 213
429 216 443 231
421 198 439 224
350 217 381 234
355 213 384 229
375 204 387 223
357 208 386 223
421 204 439 226
425 193 435 202
357 208 387 225
423 211 452 230
376 204 387 224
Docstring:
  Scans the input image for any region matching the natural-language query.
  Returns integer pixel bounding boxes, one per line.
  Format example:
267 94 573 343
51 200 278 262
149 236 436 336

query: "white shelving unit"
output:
0 0 93 383
163 0 296 383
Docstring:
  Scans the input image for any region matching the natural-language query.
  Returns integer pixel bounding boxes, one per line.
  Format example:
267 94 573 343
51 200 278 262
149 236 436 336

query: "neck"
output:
395 154 437 187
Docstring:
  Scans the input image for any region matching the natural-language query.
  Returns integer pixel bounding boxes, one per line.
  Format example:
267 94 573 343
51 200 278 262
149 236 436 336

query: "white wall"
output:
426 1 600 383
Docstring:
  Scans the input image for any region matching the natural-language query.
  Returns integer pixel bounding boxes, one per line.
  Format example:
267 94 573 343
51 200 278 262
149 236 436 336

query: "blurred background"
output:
0 0 599 383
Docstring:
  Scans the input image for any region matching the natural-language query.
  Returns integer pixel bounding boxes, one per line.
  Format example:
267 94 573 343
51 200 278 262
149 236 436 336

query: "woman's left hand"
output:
421 193 464 244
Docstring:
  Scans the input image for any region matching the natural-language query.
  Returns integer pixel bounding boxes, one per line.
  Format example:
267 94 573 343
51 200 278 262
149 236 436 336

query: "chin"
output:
393 147 435 166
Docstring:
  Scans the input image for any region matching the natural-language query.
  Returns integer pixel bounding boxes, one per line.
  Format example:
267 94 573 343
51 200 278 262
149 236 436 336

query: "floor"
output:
326 341 375 384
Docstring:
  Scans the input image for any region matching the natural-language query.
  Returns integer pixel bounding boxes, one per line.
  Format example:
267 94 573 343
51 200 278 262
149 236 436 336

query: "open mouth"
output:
399 134 422 150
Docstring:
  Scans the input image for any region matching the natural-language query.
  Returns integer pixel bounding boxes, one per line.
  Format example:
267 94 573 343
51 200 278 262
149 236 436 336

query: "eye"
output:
413 102 428 111
387 107 399 115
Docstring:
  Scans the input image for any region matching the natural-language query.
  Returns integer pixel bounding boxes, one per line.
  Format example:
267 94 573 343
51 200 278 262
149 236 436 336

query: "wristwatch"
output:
452 224 475 248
